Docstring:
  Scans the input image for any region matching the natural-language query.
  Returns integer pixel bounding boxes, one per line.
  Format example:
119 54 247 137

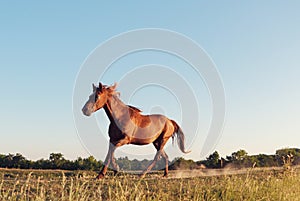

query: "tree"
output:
82 156 99 170
231 149 248 161
256 154 277 167
34 158 51 169
169 157 198 170
276 148 300 166
0 154 6 168
49 153 64 161
49 153 65 169
204 151 220 168
4 154 14 168
226 149 249 168
12 153 26 168
74 157 84 169
117 156 131 170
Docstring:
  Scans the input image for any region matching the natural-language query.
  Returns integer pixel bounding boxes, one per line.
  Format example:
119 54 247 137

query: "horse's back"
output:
129 114 168 143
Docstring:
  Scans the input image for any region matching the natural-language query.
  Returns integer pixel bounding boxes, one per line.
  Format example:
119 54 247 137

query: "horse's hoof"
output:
139 174 146 179
163 174 168 178
95 173 105 179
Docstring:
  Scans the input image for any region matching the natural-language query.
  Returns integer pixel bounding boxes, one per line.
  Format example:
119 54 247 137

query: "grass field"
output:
1 166 300 201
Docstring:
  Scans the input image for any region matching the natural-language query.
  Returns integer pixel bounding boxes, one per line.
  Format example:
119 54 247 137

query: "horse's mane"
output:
106 83 142 113
128 105 142 113
106 83 121 99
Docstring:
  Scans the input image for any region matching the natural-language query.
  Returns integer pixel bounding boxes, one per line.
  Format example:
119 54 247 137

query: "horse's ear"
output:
111 82 118 90
99 82 103 89
92 84 97 92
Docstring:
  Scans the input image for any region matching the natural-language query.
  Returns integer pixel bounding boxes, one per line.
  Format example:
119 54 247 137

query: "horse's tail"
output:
171 120 191 154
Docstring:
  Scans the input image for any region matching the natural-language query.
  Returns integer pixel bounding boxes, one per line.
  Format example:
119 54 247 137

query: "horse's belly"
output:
130 127 162 144
130 138 154 145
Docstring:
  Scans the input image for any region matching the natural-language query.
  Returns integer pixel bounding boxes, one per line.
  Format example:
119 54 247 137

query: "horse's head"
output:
82 82 117 116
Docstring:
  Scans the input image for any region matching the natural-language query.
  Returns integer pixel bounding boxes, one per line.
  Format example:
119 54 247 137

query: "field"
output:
1 167 300 201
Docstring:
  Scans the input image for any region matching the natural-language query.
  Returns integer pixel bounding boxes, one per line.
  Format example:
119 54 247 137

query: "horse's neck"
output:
103 105 114 123
104 95 129 124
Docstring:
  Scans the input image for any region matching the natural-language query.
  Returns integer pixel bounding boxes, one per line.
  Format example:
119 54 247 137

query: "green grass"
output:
0 167 300 201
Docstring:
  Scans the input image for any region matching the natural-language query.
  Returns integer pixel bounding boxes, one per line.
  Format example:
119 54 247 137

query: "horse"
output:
82 82 190 178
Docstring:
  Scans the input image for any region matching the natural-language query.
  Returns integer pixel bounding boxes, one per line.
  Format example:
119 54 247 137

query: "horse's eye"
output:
94 95 98 102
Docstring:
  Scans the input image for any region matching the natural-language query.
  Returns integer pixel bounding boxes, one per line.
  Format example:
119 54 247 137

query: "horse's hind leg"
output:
153 141 169 177
140 139 170 178
140 150 162 178
161 150 169 177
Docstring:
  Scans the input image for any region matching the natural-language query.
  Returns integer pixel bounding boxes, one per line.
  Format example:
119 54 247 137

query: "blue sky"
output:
0 1 299 160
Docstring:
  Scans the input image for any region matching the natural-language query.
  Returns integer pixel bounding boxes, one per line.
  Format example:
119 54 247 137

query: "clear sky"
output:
0 1 299 161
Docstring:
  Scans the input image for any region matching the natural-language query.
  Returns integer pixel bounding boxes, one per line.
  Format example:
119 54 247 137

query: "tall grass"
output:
0 167 299 201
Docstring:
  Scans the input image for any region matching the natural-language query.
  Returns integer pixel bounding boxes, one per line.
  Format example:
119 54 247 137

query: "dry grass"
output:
0 167 300 201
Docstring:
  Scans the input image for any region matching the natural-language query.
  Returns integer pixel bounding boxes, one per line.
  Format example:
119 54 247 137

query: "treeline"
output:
1 148 300 171
0 153 101 171
0 153 167 171
170 148 300 170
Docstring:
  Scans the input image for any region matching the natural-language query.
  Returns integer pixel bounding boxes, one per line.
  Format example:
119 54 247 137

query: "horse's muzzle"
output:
82 108 91 116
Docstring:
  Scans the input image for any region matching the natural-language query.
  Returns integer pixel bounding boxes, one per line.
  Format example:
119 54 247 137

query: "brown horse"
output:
82 82 190 178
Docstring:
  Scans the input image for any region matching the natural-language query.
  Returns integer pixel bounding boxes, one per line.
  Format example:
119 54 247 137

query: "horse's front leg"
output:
96 138 129 179
110 137 130 175
96 143 116 179
110 147 119 176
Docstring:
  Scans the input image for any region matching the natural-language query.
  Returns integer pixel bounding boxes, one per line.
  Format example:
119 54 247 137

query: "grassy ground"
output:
0 167 300 201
